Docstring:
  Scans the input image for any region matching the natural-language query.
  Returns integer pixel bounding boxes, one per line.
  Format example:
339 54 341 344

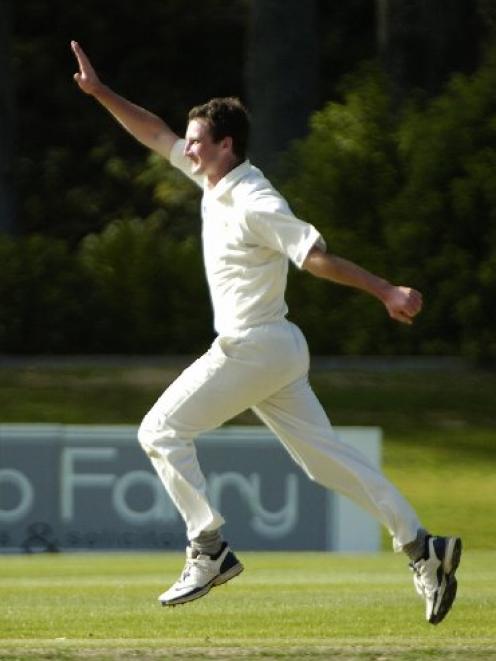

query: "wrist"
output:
376 279 394 304
91 81 108 101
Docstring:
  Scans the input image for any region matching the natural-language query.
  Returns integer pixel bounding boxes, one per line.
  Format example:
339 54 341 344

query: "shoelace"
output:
179 554 212 584
410 559 438 598
180 558 196 581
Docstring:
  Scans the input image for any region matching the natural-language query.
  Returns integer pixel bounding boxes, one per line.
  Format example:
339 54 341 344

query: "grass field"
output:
1 363 495 658
2 363 495 430
1 550 495 660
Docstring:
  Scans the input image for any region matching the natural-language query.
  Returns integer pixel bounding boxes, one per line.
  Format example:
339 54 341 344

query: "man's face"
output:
184 119 227 178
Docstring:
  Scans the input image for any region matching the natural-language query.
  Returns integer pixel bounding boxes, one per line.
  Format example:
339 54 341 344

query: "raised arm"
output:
71 41 179 159
302 245 423 325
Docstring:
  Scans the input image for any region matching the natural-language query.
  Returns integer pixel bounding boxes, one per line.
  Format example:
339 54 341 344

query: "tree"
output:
376 0 482 99
245 0 319 172
0 0 16 234
12 0 248 240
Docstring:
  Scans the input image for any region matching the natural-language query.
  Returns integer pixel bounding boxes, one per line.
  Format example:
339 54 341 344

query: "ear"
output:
221 135 234 152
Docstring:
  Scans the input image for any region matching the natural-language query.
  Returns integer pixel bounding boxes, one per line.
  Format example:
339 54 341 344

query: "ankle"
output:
190 528 223 557
404 529 430 562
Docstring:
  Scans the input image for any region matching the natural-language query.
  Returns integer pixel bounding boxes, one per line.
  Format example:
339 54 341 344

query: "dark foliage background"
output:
1 0 495 361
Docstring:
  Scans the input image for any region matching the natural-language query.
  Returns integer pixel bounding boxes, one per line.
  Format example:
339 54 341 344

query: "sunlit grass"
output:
1 551 495 659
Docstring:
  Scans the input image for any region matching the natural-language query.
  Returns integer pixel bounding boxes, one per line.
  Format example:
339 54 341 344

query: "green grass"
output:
1 551 495 659
1 365 495 658
0 365 495 428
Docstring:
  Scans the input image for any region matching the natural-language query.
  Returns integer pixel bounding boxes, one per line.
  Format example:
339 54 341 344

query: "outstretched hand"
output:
383 286 423 325
71 41 102 95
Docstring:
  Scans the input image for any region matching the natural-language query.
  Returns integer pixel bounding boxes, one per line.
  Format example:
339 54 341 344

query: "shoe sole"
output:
430 537 462 625
160 562 244 607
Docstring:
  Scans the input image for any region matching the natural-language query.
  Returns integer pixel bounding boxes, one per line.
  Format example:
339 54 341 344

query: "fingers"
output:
389 309 413 325
71 40 82 65
386 286 424 325
71 41 101 94
408 289 423 314
71 40 90 73
71 40 83 58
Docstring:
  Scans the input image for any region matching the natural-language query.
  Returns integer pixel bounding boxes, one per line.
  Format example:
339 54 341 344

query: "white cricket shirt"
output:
170 139 325 335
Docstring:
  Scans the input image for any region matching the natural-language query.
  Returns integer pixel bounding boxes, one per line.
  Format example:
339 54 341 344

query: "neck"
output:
206 155 243 189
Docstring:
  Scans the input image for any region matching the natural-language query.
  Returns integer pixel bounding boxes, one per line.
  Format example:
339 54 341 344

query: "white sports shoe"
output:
410 535 462 624
158 542 244 606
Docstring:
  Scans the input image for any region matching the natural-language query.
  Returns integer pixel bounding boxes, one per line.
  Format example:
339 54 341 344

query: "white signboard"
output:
0 424 381 552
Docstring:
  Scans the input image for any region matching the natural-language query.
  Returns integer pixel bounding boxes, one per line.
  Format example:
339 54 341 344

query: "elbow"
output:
302 245 331 278
302 245 323 272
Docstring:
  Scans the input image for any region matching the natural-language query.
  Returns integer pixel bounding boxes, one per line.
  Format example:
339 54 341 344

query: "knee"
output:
137 418 152 452
137 411 170 458
137 409 187 459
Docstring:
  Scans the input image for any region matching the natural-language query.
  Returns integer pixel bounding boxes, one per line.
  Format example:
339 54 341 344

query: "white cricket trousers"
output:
138 320 421 551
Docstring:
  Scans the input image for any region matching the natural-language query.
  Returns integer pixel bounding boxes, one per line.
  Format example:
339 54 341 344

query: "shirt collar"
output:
205 160 252 200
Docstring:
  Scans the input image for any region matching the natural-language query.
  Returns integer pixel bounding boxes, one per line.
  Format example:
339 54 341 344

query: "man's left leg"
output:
253 375 462 624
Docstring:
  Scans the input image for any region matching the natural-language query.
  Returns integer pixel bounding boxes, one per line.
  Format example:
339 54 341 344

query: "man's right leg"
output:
137 329 308 605
137 342 251 605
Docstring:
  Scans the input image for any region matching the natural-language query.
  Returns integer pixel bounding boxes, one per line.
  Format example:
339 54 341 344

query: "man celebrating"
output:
71 41 461 624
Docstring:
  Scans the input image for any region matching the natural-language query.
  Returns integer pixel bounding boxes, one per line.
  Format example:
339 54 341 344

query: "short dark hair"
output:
188 97 250 161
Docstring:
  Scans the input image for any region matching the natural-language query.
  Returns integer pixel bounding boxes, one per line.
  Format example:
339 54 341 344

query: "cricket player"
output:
71 40 462 624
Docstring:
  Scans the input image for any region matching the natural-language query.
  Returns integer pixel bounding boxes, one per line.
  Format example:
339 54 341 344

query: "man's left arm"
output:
302 245 423 325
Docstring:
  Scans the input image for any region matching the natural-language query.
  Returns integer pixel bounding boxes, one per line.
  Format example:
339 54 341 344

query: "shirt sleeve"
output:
169 139 204 189
245 200 326 269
